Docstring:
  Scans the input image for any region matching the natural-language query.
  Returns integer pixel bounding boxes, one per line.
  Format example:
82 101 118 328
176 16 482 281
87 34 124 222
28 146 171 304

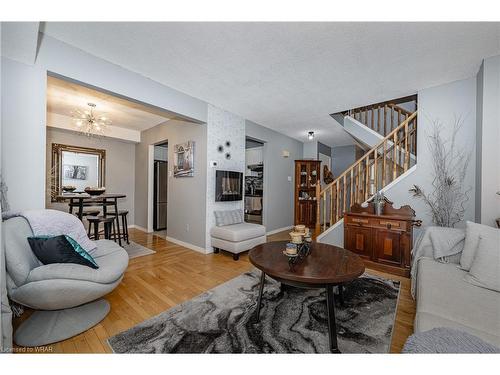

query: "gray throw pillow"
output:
460 221 498 271
464 230 500 292
214 209 244 226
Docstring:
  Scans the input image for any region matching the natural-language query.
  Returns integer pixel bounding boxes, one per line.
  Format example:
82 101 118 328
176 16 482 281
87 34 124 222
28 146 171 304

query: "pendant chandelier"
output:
71 103 111 137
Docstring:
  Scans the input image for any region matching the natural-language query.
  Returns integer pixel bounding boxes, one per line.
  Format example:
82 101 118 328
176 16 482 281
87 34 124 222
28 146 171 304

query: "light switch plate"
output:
287 176 292 182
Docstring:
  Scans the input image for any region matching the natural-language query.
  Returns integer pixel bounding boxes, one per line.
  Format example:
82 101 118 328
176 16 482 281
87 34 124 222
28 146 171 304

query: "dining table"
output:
56 193 127 246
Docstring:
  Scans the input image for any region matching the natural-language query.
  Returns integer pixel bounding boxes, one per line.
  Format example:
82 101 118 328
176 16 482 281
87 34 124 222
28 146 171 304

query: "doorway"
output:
153 142 168 232
245 137 264 224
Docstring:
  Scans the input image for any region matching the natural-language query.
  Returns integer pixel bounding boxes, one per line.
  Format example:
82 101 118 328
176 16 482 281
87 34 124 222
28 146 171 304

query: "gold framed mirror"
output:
51 143 106 201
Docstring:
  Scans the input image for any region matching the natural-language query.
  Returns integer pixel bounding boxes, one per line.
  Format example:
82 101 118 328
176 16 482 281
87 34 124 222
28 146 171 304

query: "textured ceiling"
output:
42 22 500 147
47 76 170 131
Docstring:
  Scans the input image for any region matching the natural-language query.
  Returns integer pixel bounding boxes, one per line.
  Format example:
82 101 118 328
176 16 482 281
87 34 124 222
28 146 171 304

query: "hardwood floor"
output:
13 228 416 353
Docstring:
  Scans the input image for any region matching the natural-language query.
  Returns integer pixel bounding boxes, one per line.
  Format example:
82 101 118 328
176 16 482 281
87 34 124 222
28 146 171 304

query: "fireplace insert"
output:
215 170 243 201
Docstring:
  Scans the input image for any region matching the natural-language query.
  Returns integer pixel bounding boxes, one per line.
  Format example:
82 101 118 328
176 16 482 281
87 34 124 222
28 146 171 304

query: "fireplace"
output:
215 170 243 201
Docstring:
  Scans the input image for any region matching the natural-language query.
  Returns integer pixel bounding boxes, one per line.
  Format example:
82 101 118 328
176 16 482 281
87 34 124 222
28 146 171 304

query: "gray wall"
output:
135 119 207 249
45 128 136 223
475 55 500 226
331 145 358 176
246 120 303 232
317 142 332 161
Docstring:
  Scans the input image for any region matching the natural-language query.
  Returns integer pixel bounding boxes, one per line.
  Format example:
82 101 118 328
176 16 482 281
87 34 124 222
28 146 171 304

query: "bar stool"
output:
107 210 130 244
86 216 117 241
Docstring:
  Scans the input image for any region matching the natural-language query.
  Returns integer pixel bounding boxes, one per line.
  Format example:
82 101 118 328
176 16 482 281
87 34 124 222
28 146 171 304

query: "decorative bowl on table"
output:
84 187 106 196
62 185 76 193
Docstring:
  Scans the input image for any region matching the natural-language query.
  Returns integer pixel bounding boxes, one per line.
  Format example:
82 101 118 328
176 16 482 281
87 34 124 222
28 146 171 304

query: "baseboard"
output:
128 224 150 233
266 225 293 236
165 236 207 254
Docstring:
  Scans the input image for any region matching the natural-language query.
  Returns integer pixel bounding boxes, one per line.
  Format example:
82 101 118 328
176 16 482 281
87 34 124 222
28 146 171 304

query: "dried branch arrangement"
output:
409 118 471 227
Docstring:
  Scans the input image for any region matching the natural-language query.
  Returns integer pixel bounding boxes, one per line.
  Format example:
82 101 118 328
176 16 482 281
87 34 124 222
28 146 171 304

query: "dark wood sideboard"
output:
344 201 420 277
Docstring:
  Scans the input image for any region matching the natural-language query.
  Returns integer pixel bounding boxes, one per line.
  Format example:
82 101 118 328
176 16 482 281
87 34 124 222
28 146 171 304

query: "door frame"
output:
147 140 169 233
245 136 267 228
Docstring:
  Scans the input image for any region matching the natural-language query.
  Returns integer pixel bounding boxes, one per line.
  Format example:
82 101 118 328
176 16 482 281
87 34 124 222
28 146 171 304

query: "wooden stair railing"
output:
316 111 417 235
337 95 417 137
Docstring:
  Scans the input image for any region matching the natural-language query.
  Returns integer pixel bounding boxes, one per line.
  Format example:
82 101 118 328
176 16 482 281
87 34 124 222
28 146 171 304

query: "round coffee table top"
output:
249 241 365 286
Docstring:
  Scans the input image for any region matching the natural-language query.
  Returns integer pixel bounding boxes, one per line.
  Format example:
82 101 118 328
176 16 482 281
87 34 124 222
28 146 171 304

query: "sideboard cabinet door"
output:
345 226 372 259
374 230 401 266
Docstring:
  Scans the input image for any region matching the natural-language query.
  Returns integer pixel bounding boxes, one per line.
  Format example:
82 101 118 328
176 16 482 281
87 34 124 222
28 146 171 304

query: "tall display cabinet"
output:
294 160 321 228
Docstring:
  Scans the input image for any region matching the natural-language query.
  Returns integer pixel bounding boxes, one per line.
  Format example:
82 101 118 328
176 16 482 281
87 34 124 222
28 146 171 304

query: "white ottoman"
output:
211 222 266 260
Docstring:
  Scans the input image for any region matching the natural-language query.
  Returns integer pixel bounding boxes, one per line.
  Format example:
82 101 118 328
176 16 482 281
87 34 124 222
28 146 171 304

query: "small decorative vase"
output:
374 201 385 216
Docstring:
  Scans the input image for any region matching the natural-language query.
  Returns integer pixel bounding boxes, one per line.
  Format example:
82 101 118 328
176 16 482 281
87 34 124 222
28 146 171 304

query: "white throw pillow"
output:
464 230 500 292
460 221 498 271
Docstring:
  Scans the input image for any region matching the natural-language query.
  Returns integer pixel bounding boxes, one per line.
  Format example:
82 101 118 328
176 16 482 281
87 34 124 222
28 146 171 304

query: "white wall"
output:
1 34 207 212
476 55 500 226
1 57 46 211
205 105 246 251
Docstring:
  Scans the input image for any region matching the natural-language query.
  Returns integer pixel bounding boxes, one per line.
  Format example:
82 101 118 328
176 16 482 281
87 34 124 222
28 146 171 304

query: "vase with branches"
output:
409 117 471 227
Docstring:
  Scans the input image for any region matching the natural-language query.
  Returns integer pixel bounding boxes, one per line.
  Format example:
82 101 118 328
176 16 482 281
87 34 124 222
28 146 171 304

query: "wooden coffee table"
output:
249 241 365 353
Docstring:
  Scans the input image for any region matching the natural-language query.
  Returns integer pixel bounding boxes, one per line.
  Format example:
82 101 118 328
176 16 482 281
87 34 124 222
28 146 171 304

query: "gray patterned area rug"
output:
108 270 400 353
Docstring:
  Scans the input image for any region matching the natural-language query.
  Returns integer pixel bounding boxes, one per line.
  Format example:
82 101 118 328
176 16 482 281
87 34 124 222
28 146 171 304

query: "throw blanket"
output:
20 209 96 252
411 226 465 298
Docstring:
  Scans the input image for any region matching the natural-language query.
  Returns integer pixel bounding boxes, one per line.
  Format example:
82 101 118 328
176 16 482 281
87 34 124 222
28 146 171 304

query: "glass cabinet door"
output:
299 163 308 187
309 164 318 187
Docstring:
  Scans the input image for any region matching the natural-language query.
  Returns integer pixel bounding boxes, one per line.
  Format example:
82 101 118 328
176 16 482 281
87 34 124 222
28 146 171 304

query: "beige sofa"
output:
414 257 500 347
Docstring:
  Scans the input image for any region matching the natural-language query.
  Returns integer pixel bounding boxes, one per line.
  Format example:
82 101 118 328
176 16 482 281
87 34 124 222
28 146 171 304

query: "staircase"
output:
315 100 417 236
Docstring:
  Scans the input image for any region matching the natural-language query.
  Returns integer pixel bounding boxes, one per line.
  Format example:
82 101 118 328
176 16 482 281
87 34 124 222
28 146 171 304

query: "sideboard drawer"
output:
374 219 407 231
345 216 371 226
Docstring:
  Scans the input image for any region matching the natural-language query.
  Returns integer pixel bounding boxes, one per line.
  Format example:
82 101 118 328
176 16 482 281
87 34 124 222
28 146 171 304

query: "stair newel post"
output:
315 183 321 236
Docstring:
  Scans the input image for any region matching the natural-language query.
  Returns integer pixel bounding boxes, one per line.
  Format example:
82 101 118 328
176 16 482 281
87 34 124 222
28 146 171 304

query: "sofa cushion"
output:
460 221 497 271
465 231 500 292
214 209 244 226
210 222 266 242
416 258 500 346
